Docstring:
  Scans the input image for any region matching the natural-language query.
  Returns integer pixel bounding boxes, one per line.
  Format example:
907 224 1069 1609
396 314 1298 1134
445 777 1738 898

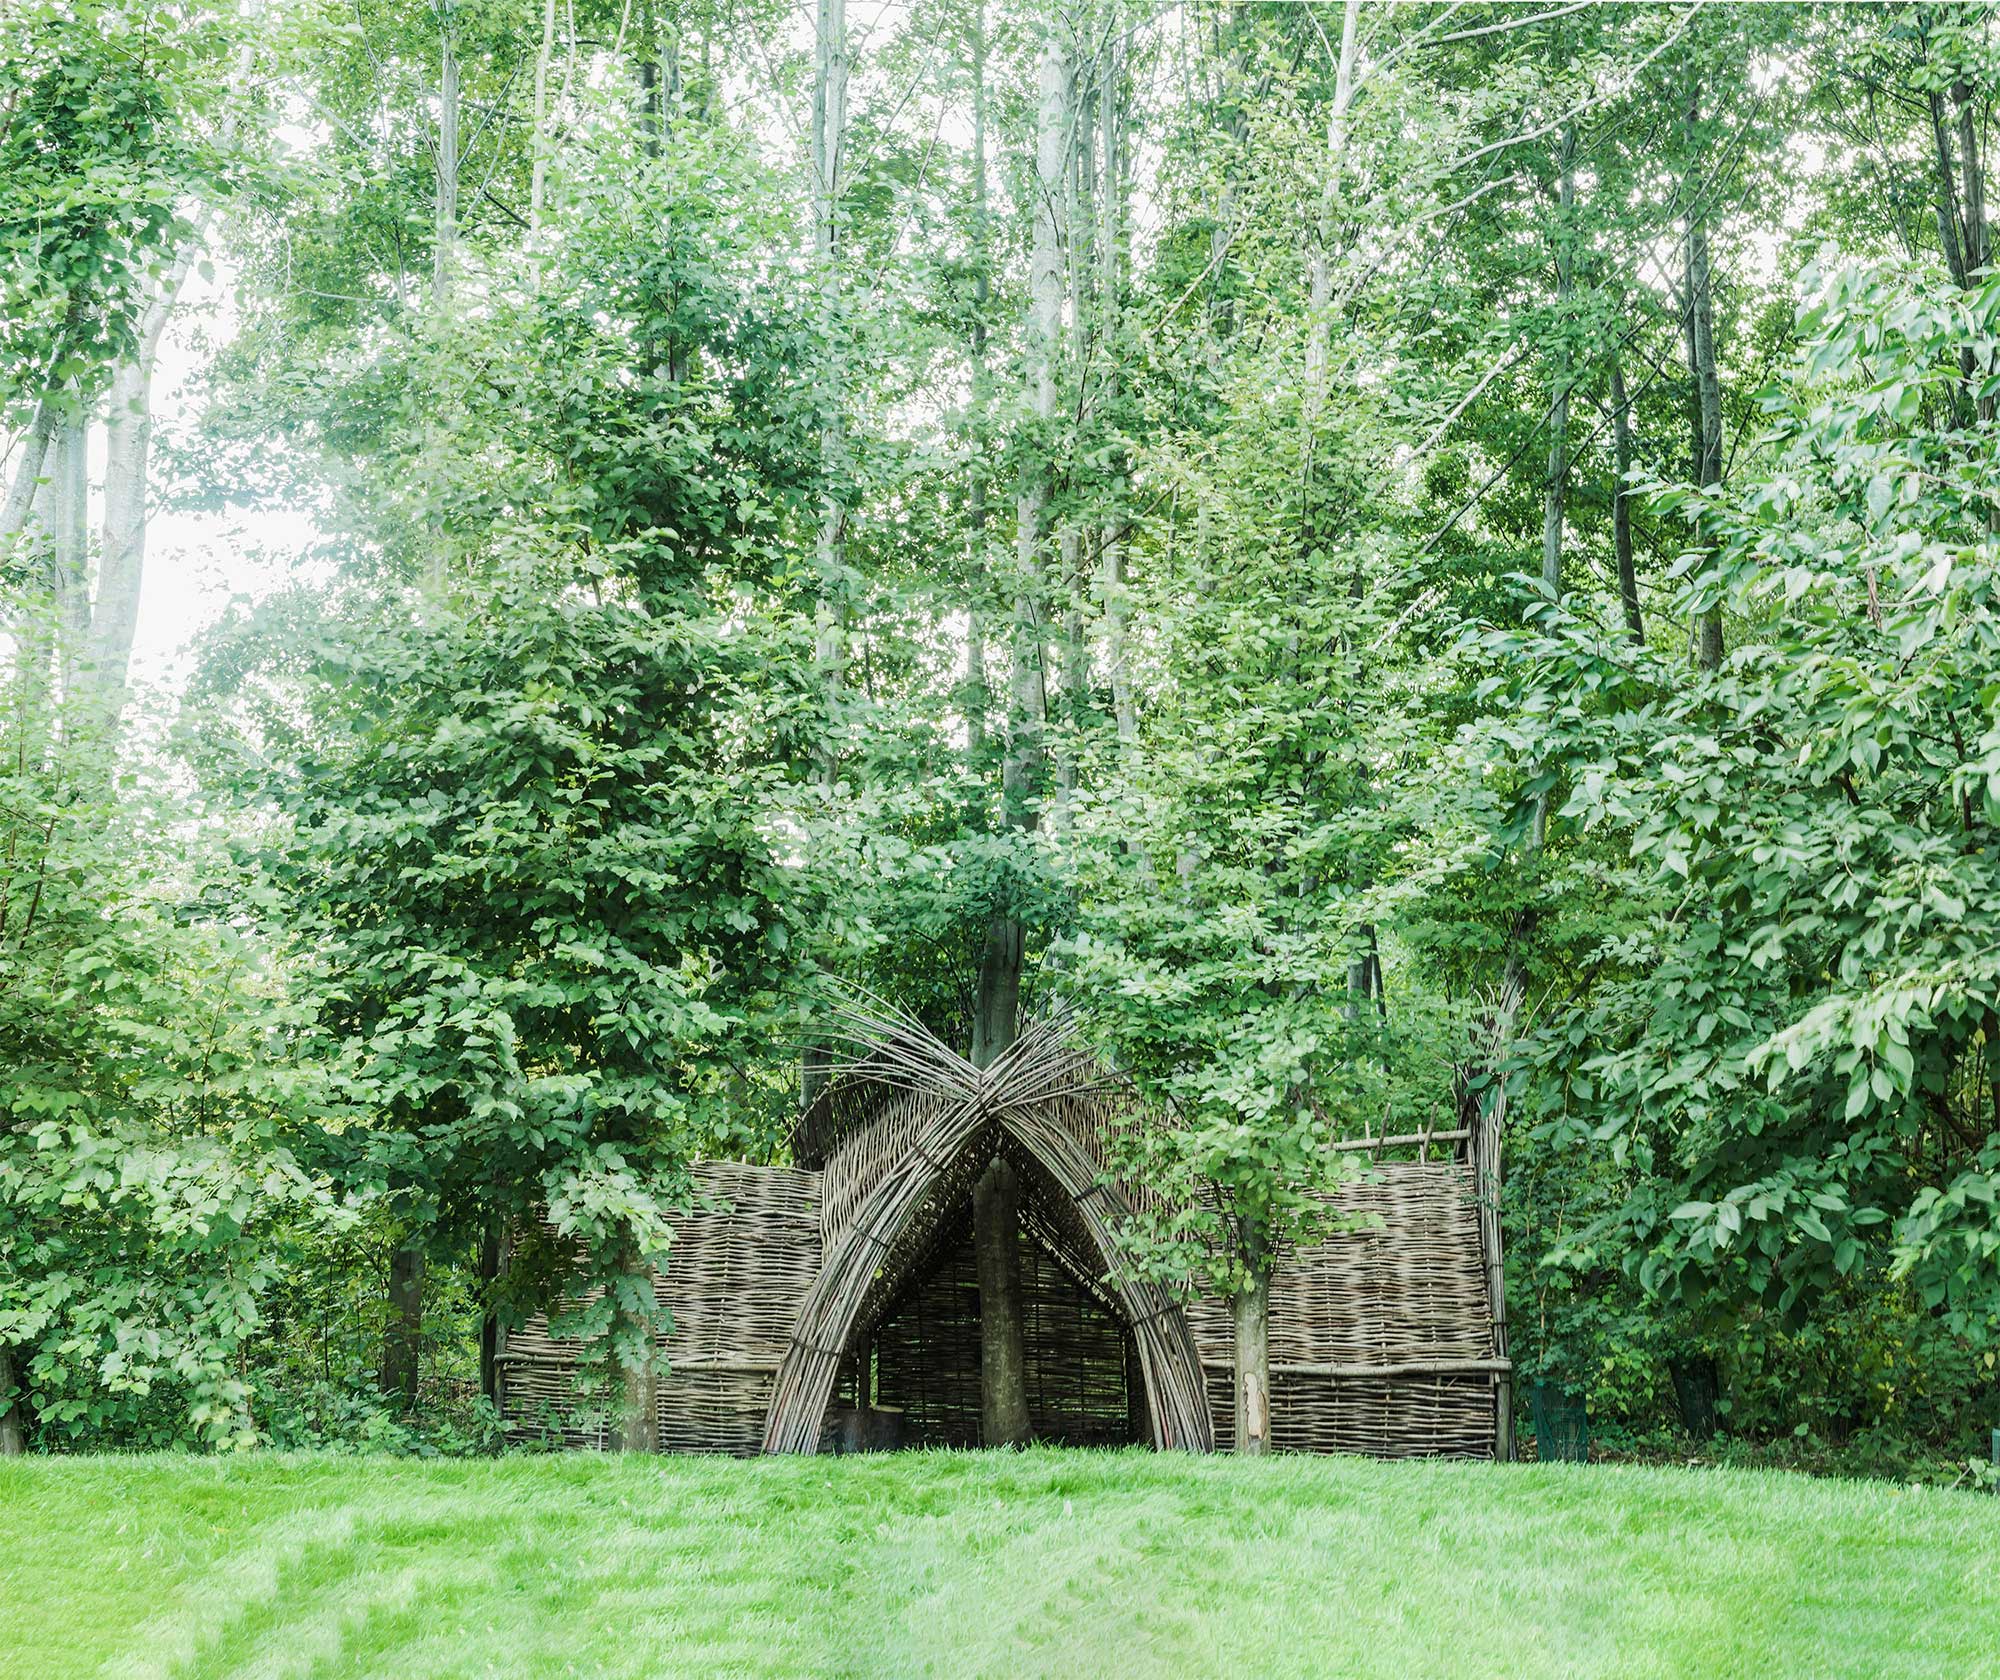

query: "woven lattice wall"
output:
498 1159 820 1453
852 1201 1140 1448
500 1071 1503 1460
1189 1157 1502 1458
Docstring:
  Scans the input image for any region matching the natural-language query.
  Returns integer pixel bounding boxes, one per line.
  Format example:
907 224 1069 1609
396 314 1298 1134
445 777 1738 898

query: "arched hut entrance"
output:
763 1009 1213 1453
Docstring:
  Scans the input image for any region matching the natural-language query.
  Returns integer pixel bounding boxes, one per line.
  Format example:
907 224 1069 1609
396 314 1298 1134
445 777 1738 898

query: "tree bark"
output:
964 1 992 761
1609 352 1643 644
1541 131 1576 598
526 0 558 291
379 1244 424 1407
49 415 89 706
972 1154 1032 1445
0 396 56 553
967 29 1068 1451
1232 1260 1271 1455
477 1222 502 1403
1304 0 1362 415
434 17 459 304
811 0 850 788
613 1246 658 1452
1688 212 1724 671
0 1345 25 1455
1685 86 1724 672
83 252 192 740
1954 85 1988 275
1097 19 1136 744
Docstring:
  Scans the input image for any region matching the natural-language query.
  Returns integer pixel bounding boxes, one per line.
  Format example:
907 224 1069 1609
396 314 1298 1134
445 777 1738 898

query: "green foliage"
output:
0 0 239 419
1476 257 2000 1452
0 695 346 1448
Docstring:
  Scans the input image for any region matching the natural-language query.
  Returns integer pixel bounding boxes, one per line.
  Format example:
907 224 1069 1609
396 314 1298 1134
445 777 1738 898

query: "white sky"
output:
132 253 324 696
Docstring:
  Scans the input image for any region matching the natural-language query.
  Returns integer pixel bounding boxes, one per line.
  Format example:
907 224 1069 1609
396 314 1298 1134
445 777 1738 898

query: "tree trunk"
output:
88 361 152 726
964 2 992 761
1541 130 1576 599
613 1246 658 1452
1954 85 1988 275
1609 352 1643 644
812 0 849 788
972 1154 1032 1445
1685 88 1724 672
0 1345 26 1455
49 415 89 705
1955 84 1994 424
477 1223 502 1403
966 30 1067 1450
379 1244 424 1407
84 248 190 741
1231 1261 1271 1455
526 0 558 290
1304 0 1362 415
0 396 56 552
434 20 459 304
1096 21 1136 744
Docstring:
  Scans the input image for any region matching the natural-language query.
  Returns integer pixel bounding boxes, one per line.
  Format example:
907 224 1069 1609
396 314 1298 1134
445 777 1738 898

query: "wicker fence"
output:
499 1017 1506 1459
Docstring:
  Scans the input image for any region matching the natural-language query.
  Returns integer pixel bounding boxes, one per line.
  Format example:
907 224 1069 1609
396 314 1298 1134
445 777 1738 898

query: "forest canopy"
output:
3 0 1999 1475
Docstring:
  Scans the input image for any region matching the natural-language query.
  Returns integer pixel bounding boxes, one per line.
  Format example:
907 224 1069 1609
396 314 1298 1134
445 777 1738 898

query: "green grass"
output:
2 1451 1994 1680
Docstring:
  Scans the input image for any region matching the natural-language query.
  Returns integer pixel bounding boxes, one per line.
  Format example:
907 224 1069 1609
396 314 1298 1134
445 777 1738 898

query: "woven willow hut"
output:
499 1010 1510 1458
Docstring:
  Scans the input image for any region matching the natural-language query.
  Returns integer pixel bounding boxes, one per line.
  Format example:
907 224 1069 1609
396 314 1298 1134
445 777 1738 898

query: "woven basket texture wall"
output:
499 1159 820 1453
500 1083 1500 1459
839 1197 1142 1448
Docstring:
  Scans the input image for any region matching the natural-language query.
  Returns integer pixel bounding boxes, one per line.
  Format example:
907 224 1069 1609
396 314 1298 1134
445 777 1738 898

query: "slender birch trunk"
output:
1609 352 1643 644
1304 0 1361 417
434 20 459 304
1687 215 1724 671
1954 82 1993 424
48 416 89 706
477 1223 502 1403
0 398 56 554
964 0 993 761
82 250 196 739
1096 19 1135 743
527 0 558 291
1501 127 1576 1001
1541 132 1576 601
812 0 849 788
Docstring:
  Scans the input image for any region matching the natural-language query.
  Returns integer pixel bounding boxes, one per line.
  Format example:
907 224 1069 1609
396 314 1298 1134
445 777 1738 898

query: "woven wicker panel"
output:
661 1161 821 1370
499 1160 821 1452
658 1367 776 1456
1188 1156 1498 1458
869 1201 1139 1448
817 1081 941 1254
1205 1367 1493 1458
1274 1159 1493 1366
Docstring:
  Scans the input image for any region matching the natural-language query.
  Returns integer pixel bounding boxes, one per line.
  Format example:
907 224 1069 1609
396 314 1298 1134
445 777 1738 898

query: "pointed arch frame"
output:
761 1008 1213 1454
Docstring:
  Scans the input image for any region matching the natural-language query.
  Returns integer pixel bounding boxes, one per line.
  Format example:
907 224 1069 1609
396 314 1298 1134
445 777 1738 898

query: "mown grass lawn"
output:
2 1449 1994 1680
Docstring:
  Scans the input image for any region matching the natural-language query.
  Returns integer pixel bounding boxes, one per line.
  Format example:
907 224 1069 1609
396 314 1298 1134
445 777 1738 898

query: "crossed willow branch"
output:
813 983 1119 1125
